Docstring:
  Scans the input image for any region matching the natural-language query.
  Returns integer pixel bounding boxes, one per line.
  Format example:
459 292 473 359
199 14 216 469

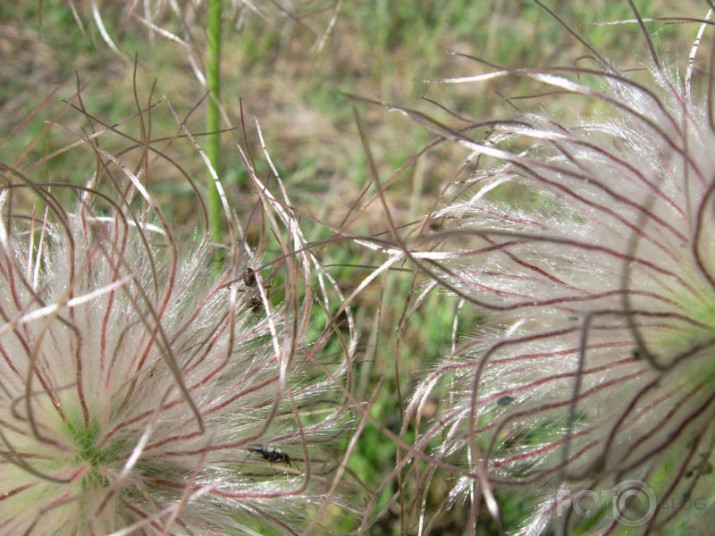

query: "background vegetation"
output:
0 0 705 533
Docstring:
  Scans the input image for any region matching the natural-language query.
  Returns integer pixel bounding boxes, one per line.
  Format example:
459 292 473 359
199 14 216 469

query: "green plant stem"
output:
207 0 222 260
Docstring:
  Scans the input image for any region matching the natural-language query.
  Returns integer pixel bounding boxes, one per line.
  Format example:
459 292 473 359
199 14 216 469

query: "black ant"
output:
247 445 292 466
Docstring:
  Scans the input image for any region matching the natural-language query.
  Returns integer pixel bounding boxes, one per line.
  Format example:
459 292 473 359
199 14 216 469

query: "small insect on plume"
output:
241 266 268 312
243 267 257 287
247 445 293 466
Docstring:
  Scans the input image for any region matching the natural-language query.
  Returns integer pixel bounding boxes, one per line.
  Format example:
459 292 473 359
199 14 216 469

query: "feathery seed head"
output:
0 85 352 534
400 4 715 534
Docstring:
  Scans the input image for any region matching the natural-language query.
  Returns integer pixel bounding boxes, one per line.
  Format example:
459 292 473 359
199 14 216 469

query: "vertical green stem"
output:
207 0 222 260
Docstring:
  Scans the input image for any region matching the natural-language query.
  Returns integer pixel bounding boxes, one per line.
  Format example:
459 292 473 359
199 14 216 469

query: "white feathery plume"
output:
0 83 354 535
395 3 715 534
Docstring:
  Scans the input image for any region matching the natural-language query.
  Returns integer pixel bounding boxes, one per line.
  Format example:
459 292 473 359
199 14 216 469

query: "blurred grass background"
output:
0 1 706 533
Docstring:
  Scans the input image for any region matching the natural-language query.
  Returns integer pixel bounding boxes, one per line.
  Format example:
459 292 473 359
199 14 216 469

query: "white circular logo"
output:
612 480 657 528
